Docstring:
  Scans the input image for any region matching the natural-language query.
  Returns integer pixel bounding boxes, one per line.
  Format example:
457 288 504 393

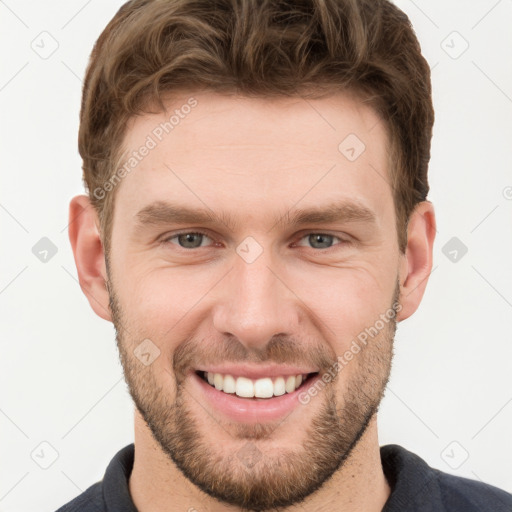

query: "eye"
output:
295 233 346 250
160 231 349 251
163 231 214 249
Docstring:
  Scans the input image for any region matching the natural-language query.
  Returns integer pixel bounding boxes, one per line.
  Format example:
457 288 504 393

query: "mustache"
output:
172 334 337 380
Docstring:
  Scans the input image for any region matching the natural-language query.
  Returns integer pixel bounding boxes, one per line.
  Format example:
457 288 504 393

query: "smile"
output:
197 370 318 399
191 370 322 423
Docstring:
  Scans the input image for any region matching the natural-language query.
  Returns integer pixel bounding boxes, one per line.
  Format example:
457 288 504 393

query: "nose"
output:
212 247 300 350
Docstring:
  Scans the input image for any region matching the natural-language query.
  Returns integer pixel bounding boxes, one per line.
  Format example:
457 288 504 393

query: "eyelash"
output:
160 230 351 251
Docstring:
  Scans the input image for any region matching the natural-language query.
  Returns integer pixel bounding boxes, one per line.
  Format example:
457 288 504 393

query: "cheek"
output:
119 266 216 334
290 264 397 346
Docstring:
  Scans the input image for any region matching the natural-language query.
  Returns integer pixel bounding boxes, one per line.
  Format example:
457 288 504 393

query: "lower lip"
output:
190 371 320 423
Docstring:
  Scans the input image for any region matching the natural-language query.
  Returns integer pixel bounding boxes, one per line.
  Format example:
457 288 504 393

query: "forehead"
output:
114 90 392 229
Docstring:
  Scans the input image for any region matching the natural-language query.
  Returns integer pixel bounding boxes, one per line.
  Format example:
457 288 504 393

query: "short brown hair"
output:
79 0 434 255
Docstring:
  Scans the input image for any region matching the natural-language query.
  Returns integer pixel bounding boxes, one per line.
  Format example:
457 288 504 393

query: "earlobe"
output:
396 201 436 322
68 195 112 322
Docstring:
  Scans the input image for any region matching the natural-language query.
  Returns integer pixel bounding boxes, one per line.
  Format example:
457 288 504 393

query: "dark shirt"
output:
55 443 512 511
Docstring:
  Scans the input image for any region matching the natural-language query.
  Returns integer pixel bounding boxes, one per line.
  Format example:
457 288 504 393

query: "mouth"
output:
195 370 319 400
190 370 322 423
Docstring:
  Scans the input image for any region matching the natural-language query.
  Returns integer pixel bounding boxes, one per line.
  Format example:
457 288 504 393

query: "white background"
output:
1 1 511 511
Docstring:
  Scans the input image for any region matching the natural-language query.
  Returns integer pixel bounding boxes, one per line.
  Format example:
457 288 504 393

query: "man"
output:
57 0 512 511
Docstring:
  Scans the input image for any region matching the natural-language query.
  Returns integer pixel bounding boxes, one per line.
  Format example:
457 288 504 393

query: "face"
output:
106 91 403 510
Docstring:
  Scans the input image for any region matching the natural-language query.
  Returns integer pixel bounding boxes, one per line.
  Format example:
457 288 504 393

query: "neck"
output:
129 410 390 512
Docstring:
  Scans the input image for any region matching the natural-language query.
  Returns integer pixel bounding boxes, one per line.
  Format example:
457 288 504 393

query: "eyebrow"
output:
134 200 377 232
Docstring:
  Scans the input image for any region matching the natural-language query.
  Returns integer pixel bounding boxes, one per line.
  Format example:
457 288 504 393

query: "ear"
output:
396 201 436 322
68 195 112 322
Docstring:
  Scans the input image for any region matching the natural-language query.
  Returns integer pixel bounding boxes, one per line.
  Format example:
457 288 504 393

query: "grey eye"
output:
305 234 338 249
171 233 211 249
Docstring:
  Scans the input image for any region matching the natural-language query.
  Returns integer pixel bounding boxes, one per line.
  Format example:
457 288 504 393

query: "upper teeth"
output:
204 372 307 398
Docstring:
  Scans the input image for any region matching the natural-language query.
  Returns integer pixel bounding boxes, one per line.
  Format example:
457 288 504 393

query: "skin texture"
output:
69 91 436 511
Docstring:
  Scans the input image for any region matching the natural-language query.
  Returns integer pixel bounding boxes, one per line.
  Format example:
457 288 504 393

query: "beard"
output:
107 272 399 512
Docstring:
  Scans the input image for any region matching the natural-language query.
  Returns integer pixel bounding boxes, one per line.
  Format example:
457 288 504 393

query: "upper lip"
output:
193 365 320 380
